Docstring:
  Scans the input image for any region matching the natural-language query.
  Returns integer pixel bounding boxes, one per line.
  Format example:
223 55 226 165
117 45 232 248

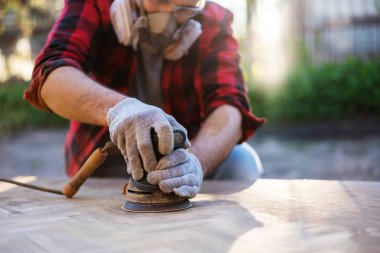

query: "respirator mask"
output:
110 0 204 60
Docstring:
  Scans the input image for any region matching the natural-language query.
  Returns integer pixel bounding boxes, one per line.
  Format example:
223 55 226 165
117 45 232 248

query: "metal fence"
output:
302 0 380 62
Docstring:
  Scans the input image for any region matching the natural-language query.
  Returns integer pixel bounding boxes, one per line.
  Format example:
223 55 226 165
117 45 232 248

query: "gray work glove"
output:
107 98 190 180
147 149 203 198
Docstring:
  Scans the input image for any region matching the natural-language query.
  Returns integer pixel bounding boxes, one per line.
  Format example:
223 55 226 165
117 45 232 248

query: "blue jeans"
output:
206 143 263 181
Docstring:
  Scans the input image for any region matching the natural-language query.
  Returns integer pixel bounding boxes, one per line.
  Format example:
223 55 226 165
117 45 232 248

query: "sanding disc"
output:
122 199 192 213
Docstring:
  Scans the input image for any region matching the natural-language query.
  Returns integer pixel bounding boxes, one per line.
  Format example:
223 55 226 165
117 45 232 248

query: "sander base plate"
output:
122 199 192 213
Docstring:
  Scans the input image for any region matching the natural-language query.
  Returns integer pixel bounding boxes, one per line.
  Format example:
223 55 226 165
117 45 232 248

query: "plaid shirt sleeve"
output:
23 0 110 176
198 5 266 142
23 0 104 111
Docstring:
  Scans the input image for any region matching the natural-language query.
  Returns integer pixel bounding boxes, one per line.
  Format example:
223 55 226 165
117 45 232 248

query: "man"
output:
24 0 265 198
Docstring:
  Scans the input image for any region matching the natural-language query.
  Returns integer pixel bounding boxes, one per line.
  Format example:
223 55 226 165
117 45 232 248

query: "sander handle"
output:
151 128 187 160
63 142 115 198
63 130 186 198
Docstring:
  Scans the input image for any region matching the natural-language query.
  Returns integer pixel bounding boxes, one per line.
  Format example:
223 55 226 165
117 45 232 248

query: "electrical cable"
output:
0 143 116 197
0 178 63 195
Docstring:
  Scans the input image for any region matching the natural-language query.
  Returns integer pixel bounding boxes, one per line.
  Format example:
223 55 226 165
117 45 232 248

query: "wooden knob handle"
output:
63 148 108 198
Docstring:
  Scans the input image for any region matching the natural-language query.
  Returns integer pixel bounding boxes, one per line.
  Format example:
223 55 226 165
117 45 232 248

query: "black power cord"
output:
0 178 63 195
0 142 116 197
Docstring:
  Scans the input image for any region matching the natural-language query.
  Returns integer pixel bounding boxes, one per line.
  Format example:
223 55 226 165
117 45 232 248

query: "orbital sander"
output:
63 129 191 213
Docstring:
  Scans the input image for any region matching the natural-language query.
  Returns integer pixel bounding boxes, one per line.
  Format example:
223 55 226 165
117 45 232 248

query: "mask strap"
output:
139 0 146 17
132 0 148 50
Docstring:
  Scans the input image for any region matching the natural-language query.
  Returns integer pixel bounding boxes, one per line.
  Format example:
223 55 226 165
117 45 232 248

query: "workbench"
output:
0 178 379 253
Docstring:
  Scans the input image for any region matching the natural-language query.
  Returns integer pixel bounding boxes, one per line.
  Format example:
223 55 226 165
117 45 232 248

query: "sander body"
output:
122 129 191 212
63 129 191 213
1 130 191 213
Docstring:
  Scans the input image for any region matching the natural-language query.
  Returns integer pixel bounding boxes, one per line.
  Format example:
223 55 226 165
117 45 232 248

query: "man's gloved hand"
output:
147 149 203 198
107 98 190 180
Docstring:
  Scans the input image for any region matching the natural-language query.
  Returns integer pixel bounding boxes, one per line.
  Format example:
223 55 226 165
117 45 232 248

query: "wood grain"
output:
0 179 379 253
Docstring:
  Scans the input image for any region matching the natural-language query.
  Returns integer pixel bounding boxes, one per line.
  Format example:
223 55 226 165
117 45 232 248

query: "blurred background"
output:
0 0 379 180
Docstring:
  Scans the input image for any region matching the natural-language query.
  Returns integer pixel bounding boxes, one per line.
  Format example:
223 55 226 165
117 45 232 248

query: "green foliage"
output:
0 81 67 135
249 58 380 122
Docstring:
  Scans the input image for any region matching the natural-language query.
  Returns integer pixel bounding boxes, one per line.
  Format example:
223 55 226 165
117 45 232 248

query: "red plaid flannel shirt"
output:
24 0 265 177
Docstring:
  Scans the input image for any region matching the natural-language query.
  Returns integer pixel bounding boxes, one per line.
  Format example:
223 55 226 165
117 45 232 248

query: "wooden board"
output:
0 178 379 253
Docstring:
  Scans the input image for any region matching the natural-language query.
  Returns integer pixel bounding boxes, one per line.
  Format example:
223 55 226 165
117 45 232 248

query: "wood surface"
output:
0 178 379 253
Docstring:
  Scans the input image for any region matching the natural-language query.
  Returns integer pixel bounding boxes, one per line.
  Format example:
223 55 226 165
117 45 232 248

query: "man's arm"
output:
189 104 242 177
41 66 190 179
41 66 125 126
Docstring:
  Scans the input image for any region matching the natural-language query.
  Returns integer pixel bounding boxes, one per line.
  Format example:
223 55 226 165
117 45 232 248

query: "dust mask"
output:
110 0 202 60
138 12 177 54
